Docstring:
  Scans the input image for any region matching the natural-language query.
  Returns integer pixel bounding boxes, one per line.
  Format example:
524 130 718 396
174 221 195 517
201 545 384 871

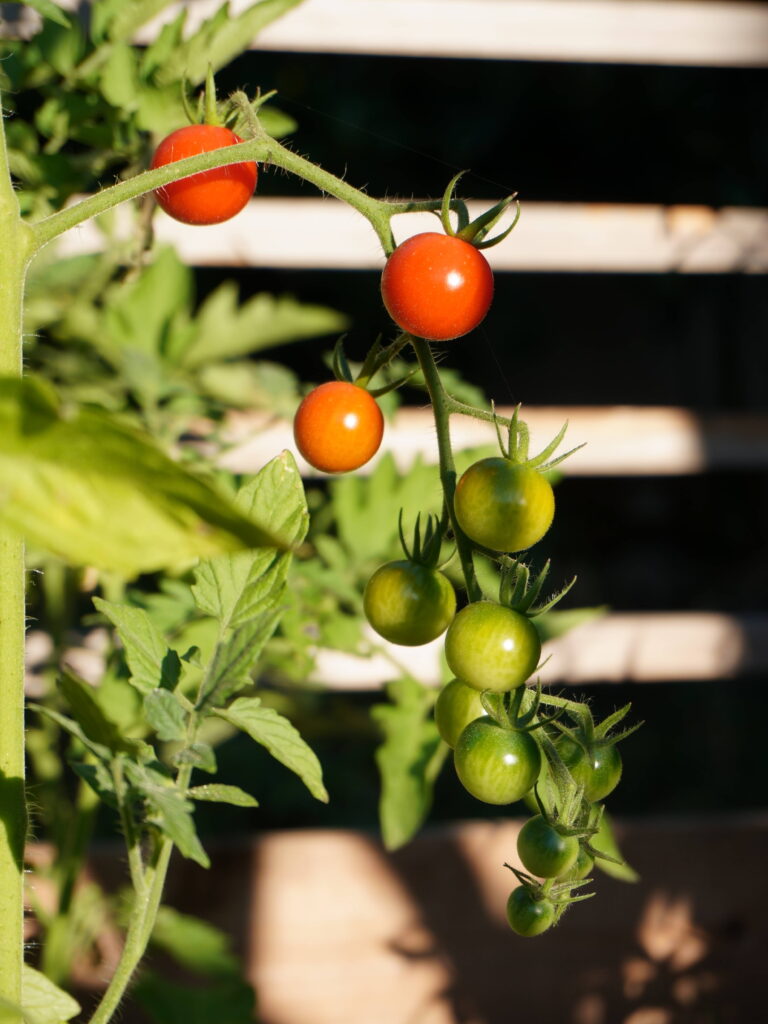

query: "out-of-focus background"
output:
24 1 768 1022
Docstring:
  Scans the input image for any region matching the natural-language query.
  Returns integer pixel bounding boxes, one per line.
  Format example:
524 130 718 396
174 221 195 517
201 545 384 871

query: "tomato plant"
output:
434 678 485 748
454 458 555 552
453 717 541 804
444 601 541 692
558 738 623 802
364 560 456 646
293 380 384 474
505 886 555 937
517 814 579 878
380 232 494 341
150 124 258 225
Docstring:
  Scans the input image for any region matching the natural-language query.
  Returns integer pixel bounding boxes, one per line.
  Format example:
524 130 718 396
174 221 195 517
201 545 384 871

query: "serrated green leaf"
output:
198 360 299 416
93 599 181 695
372 677 446 850
70 761 117 807
21 965 80 1024
156 0 307 87
144 689 187 741
59 673 138 753
99 43 141 112
24 0 71 29
172 742 217 775
29 703 111 762
192 454 307 629
215 697 328 803
127 768 210 868
188 784 258 808
0 377 288 575
181 288 348 369
197 610 283 709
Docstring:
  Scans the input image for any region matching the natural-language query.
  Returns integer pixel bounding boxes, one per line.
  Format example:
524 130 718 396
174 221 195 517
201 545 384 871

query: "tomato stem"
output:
410 339 482 602
0 86 34 1020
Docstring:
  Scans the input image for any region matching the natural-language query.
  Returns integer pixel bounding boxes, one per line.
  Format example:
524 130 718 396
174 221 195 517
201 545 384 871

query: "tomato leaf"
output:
372 677 446 851
127 763 210 868
23 0 71 29
187 784 258 808
150 906 241 976
214 697 328 803
59 673 141 754
93 599 181 695
182 287 348 369
144 689 188 742
172 742 217 775
18 965 80 1024
196 610 283 710
0 377 287 575
192 453 308 630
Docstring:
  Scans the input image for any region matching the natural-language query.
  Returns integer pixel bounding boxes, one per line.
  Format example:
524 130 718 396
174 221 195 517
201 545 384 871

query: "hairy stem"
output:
0 88 35 1017
410 339 482 602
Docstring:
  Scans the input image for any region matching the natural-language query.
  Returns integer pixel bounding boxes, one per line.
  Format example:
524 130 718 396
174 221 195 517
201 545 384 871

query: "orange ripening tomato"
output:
381 232 494 341
293 381 384 473
150 124 257 225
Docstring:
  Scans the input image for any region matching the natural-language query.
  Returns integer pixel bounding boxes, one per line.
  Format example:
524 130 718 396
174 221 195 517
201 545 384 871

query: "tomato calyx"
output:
331 335 416 397
551 700 643 803
480 682 562 736
504 863 595 930
438 170 521 250
397 510 447 571
497 555 576 619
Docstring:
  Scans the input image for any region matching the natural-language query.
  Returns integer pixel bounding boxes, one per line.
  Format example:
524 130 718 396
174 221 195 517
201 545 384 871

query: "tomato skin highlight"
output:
517 814 579 878
506 887 555 937
453 716 541 804
454 459 555 553
381 232 494 341
444 601 541 692
150 124 257 225
434 678 485 748
558 739 623 802
293 381 384 474
364 561 456 646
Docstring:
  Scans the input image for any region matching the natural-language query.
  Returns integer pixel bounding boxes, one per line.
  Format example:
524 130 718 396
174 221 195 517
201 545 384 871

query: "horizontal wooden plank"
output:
129 0 768 67
69 815 768 1022
310 611 768 689
219 406 768 477
57 199 768 273
27 609 768 693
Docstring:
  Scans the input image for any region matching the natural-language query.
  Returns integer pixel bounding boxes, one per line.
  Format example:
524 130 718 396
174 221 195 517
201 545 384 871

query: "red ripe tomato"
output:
150 125 257 225
293 381 384 474
380 232 494 341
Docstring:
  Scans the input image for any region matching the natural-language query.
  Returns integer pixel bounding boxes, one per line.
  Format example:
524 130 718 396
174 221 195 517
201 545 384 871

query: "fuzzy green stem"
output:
0 91 35 1017
86 837 173 1024
410 339 482 602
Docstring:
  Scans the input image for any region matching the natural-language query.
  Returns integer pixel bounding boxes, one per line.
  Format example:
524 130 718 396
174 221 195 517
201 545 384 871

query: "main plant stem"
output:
0 90 35 1015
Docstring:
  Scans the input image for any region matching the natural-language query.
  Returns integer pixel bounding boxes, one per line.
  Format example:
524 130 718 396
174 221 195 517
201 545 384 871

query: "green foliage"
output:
0 0 302 215
0 376 293 574
20 965 80 1024
24 248 348 431
372 678 447 850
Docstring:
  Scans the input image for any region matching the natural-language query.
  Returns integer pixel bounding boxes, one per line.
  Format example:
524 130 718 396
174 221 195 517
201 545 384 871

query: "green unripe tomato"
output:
454 458 555 552
434 678 485 748
444 601 541 692
517 814 579 878
364 560 456 646
506 886 555 937
558 739 623 802
454 717 541 805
